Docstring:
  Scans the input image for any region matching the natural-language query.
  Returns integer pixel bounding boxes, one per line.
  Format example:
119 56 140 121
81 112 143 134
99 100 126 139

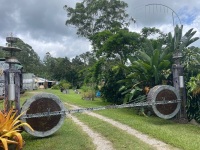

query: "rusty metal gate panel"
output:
147 85 181 119
21 93 66 137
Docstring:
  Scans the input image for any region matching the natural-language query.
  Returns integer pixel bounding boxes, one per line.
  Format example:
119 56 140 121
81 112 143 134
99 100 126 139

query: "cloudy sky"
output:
0 0 199 60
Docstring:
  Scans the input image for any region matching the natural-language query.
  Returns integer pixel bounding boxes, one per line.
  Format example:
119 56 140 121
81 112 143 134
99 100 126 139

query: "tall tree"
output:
64 0 129 38
13 38 43 76
52 57 72 81
43 52 56 80
79 51 96 66
91 29 142 64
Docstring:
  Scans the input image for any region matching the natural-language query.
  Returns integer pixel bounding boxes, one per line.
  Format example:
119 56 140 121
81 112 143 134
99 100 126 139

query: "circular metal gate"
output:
147 85 181 119
21 93 66 137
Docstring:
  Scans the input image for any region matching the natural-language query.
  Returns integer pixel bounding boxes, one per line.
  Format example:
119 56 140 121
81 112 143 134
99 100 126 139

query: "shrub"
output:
187 74 200 123
51 84 60 90
58 80 72 89
81 85 95 100
81 85 92 92
0 108 33 150
100 69 125 104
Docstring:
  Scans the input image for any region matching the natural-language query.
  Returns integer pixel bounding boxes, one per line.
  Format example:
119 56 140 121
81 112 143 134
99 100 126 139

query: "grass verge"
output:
47 89 200 150
76 113 154 150
5 90 96 150
45 89 111 107
97 108 200 150
23 118 95 150
15 89 200 150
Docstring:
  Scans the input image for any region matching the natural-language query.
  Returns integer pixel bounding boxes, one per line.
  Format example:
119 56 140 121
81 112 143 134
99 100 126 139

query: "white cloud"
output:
0 0 199 61
16 33 90 59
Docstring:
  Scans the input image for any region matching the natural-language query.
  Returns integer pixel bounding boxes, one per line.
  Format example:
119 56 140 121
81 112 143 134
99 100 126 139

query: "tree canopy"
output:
64 0 129 38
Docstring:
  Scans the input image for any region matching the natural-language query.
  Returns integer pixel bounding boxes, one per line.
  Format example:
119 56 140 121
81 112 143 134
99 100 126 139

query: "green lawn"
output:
97 109 200 150
19 90 96 150
21 89 154 150
2 89 199 150
23 119 95 150
75 113 153 150
46 89 200 150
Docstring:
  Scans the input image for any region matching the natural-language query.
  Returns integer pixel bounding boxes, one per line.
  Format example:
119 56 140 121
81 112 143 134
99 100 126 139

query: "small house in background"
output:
35 77 46 89
22 73 56 90
35 77 56 89
23 73 37 90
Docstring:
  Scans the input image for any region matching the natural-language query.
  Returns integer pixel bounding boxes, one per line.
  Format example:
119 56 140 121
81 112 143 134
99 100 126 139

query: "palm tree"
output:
119 41 171 102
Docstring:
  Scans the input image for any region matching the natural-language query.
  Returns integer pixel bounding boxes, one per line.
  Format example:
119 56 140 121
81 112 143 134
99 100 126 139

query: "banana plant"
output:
130 46 171 85
119 41 171 102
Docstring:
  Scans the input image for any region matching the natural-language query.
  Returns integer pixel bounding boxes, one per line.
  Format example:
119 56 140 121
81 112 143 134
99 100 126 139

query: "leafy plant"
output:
187 74 200 123
51 84 60 90
81 85 95 100
119 44 171 103
0 108 33 150
59 80 72 89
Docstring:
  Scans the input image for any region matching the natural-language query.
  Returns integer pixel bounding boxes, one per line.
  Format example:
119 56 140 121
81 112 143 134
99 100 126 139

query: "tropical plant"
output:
119 40 172 103
165 25 199 54
100 67 125 104
187 74 200 96
0 108 33 150
183 46 200 80
187 74 200 123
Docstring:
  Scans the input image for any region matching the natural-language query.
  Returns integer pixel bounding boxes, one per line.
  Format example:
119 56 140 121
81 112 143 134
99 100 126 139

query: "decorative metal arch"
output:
145 4 181 26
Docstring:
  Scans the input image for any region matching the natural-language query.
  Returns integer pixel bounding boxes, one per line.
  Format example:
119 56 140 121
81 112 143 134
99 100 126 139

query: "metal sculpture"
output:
21 93 66 137
20 85 181 137
1 36 182 138
2 36 22 113
147 85 181 119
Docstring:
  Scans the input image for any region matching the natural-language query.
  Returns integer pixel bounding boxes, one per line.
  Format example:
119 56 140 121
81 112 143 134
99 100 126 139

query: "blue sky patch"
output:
178 6 198 25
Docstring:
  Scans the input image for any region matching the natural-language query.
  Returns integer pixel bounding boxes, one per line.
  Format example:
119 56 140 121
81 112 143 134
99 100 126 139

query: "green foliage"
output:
81 85 93 92
81 85 95 100
59 80 72 89
64 0 129 38
183 46 200 80
51 84 60 90
165 25 199 54
13 38 43 76
100 68 125 104
119 42 172 102
187 74 200 123
91 29 142 64
141 27 165 38
186 93 200 123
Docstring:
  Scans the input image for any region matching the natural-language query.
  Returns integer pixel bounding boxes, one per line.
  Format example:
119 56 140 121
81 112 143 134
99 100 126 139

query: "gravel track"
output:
68 114 114 150
66 103 180 150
